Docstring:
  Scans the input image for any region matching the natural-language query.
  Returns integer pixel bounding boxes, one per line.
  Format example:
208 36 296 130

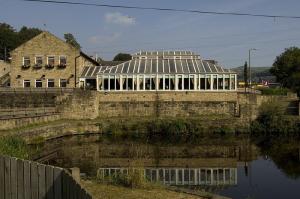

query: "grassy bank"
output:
81 180 207 199
0 136 29 159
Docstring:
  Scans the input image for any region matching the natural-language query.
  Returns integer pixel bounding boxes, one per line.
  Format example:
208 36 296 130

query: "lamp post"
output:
248 48 257 92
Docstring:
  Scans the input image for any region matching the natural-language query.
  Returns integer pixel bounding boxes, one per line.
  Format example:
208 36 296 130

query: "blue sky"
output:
1 0 300 67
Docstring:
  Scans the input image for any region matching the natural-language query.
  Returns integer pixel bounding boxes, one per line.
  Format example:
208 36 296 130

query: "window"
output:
47 79 55 87
35 80 42 88
23 80 30 88
60 79 67 87
47 56 55 66
59 56 67 66
35 56 43 65
23 57 30 66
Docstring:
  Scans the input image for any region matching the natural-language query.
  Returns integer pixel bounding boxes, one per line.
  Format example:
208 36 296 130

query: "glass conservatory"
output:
81 51 237 92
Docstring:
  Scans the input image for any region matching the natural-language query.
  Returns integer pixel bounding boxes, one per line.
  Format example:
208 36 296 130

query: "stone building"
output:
0 60 10 86
10 31 99 88
80 51 237 92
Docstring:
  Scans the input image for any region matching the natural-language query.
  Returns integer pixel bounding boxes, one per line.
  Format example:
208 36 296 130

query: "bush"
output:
0 136 29 159
258 87 289 95
251 101 300 136
97 168 148 189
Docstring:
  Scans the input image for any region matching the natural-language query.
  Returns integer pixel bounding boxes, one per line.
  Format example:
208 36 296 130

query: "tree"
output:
64 33 81 49
0 23 41 61
243 61 248 92
113 53 132 61
270 47 300 95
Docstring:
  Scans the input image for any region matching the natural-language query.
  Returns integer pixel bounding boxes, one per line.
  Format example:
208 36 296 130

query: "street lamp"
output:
248 48 257 91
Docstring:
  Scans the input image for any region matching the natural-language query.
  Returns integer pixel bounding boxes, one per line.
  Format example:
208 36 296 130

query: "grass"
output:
81 179 206 199
0 136 29 159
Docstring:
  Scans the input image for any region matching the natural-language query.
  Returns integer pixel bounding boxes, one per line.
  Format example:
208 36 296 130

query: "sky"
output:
1 0 300 68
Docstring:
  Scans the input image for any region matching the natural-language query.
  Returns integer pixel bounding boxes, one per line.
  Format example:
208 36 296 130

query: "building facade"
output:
80 51 237 92
10 31 98 88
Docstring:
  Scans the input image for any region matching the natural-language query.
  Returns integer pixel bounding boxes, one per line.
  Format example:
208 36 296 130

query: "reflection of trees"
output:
255 138 300 179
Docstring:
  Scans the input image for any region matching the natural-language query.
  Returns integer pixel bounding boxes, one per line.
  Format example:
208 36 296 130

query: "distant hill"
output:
230 66 276 83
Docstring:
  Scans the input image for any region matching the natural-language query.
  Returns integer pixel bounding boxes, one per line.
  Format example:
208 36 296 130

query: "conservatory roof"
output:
80 51 235 78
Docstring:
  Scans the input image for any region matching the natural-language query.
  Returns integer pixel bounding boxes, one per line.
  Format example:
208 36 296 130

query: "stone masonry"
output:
10 31 97 88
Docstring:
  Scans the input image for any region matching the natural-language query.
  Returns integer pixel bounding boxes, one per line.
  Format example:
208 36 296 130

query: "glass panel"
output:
104 77 109 90
152 59 157 73
200 78 205 90
139 76 144 90
231 75 236 90
150 76 156 90
171 169 176 183
218 75 223 90
24 80 31 88
59 56 67 65
206 170 211 184
159 76 163 90
159 169 164 182
47 79 55 87
23 57 30 66
145 77 151 90
110 75 116 90
184 169 189 183
178 75 183 90
190 75 194 90
184 77 189 90
164 75 170 90
128 77 133 90
206 75 211 90
35 80 42 88
122 76 127 90
176 60 183 73
225 75 230 90
213 75 218 90
47 56 55 66
170 76 175 90
116 76 120 90
169 59 176 73
35 56 43 65
60 79 67 88
178 170 183 184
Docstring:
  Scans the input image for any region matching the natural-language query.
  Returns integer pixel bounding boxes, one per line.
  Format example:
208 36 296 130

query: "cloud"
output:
88 33 121 45
105 12 136 26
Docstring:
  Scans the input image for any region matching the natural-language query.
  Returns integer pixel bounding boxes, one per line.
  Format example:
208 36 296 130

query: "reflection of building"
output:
97 167 237 186
80 51 237 92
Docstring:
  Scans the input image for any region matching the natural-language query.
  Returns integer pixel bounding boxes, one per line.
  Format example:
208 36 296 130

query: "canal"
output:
30 134 300 199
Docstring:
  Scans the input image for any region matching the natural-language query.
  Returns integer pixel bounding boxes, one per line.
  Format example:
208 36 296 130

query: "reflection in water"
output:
31 134 300 199
97 167 237 186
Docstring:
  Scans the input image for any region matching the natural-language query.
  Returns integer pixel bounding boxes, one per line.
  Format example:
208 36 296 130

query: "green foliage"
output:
258 87 289 95
0 23 42 60
270 47 300 95
64 33 81 49
113 53 132 61
0 136 29 159
97 168 148 189
251 101 300 136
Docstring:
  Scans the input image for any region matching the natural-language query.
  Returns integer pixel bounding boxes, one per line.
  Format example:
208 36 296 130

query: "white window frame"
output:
35 79 43 88
35 56 43 65
47 79 55 88
23 80 31 88
47 56 55 66
23 56 30 66
59 79 67 88
59 55 67 65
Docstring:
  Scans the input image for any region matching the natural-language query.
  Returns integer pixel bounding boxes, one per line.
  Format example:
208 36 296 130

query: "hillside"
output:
231 66 276 83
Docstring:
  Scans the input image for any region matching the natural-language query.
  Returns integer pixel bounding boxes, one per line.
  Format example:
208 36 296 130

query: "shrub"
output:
258 87 289 95
0 136 29 159
97 168 148 189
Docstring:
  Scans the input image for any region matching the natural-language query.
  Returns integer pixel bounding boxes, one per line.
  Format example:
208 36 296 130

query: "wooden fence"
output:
0 155 92 199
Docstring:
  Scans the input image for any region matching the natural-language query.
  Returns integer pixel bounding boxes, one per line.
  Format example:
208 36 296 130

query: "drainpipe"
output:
74 54 81 88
